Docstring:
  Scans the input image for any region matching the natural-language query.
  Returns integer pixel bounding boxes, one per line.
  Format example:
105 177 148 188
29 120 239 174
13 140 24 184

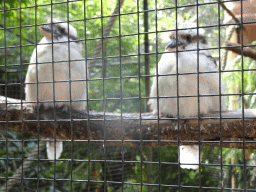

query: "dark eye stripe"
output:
184 34 208 44
169 31 208 45
199 35 208 44
179 33 188 40
192 35 208 44
55 25 79 42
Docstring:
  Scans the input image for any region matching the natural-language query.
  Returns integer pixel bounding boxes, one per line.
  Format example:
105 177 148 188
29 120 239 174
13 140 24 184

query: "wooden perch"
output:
1 96 256 149
225 41 256 60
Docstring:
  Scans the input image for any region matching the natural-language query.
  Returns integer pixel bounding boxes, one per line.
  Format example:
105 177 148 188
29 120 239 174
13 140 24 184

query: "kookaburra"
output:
148 22 226 169
25 19 87 160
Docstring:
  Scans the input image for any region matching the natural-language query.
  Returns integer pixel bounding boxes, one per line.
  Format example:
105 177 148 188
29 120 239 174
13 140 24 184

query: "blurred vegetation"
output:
1 0 256 191
223 45 256 110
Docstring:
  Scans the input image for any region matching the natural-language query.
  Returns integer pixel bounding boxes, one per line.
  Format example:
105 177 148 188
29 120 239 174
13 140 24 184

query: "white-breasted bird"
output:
148 22 226 169
25 19 87 160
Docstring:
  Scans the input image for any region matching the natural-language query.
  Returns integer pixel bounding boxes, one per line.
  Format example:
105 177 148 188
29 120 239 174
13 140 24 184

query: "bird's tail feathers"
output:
46 141 63 160
180 145 199 170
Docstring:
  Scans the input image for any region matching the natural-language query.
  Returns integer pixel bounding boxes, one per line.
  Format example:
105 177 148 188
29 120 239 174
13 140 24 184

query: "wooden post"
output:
231 156 236 192
144 0 150 112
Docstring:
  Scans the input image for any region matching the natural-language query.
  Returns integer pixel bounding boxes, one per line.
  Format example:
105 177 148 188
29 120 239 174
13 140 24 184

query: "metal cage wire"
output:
1 0 256 191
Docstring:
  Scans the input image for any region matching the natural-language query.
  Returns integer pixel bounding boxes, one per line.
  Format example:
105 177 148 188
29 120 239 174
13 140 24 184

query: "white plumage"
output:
148 22 226 169
25 19 87 160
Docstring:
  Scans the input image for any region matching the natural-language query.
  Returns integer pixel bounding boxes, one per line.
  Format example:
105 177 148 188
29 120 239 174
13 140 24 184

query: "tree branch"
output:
1 96 256 149
220 2 240 24
225 41 256 60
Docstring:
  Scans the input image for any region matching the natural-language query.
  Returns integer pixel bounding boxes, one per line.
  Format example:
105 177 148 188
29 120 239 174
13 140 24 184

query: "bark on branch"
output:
1 96 256 149
225 41 256 60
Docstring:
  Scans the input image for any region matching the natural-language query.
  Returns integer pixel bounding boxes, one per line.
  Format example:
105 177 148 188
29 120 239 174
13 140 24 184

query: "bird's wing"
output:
157 52 176 75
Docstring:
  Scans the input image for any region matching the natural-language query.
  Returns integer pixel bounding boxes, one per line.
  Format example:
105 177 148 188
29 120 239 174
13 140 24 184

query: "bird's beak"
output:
39 25 57 39
165 38 185 52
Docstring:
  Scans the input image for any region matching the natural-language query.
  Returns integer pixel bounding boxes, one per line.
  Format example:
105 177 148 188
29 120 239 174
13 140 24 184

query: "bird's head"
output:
165 22 211 55
40 18 79 42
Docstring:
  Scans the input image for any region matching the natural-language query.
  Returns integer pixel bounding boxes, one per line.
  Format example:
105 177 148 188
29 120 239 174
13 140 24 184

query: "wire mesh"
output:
1 0 256 191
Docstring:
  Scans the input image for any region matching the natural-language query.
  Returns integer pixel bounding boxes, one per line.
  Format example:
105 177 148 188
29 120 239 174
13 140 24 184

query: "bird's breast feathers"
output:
157 51 217 76
28 39 85 82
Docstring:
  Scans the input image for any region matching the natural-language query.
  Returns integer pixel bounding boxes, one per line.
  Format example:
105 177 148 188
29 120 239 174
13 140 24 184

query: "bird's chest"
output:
36 46 74 81
158 52 199 75
37 62 69 81
158 53 212 95
177 53 199 74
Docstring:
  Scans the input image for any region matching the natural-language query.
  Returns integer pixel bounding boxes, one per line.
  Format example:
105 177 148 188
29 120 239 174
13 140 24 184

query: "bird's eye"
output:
186 35 191 42
59 28 65 34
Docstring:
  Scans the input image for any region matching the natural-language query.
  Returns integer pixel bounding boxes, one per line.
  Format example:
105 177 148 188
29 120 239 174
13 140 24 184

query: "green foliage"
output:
223 52 256 109
1 0 256 191
222 43 256 190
